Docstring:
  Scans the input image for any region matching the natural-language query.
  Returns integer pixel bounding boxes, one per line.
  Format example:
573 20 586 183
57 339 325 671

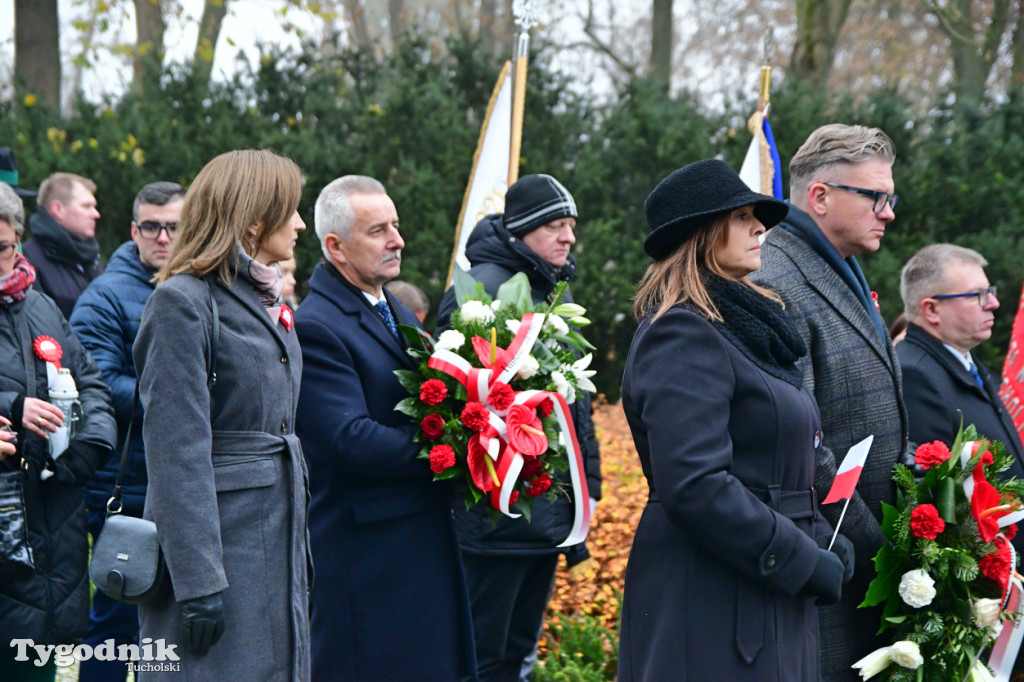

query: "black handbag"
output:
89 280 220 603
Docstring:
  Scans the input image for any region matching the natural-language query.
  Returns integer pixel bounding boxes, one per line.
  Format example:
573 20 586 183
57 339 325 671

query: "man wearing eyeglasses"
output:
897 244 1024 506
22 172 104 318
751 124 909 681
68 181 185 682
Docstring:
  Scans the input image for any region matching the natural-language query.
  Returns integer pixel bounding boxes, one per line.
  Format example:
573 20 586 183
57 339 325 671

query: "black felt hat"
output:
643 159 788 260
0 148 36 198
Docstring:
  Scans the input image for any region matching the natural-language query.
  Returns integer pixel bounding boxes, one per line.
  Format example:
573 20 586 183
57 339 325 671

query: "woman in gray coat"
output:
619 160 852 681
133 150 310 680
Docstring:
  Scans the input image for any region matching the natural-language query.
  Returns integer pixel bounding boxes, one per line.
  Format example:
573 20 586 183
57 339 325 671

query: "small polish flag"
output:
822 435 875 505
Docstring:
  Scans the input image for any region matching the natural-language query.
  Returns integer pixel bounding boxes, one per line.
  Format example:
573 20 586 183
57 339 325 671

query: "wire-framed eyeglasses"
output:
823 182 899 214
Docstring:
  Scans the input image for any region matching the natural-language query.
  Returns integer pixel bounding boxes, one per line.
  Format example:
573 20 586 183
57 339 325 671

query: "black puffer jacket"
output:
0 288 116 644
22 209 104 319
437 214 601 556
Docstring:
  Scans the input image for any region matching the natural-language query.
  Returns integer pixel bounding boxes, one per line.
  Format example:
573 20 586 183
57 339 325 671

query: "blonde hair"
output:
38 172 96 210
633 213 781 322
157 150 302 284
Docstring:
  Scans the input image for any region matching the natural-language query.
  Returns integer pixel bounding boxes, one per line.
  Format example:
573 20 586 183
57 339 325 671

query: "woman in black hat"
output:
618 160 851 680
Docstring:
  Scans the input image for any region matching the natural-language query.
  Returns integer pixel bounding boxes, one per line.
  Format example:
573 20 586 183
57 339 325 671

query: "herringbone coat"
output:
752 219 909 681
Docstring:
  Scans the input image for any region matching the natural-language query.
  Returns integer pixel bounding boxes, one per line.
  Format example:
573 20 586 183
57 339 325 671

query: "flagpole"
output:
508 0 537 185
828 498 851 551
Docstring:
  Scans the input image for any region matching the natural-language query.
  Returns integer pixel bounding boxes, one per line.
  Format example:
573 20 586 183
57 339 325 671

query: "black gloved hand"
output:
50 441 103 485
900 443 927 482
816 532 855 584
803 548 843 605
179 592 226 656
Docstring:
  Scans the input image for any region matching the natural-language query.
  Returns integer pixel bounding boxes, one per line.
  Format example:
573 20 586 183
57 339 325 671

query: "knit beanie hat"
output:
503 174 577 237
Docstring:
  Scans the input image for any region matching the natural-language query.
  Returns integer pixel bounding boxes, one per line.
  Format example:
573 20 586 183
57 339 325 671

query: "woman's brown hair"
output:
157 149 302 284
632 210 781 322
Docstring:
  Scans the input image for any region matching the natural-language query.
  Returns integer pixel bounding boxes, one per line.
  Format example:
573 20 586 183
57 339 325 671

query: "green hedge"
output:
4 33 1024 399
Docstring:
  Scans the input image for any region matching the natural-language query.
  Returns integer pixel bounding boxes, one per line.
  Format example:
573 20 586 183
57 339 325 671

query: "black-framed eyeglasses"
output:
0 240 18 257
932 285 998 308
823 182 899 213
136 221 178 240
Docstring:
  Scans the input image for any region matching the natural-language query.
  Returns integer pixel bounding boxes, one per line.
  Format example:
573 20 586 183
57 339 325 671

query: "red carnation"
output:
538 398 554 418
461 402 491 432
428 445 456 473
420 379 448 406
420 413 445 441
910 503 945 540
1005 524 1019 541
979 538 1013 595
521 457 544 479
508 491 519 506
914 441 951 470
527 472 552 497
487 383 515 411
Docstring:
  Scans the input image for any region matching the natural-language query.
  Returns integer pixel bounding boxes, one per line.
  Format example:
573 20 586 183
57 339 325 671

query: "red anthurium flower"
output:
467 436 496 492
471 335 505 370
972 466 1006 543
505 404 548 456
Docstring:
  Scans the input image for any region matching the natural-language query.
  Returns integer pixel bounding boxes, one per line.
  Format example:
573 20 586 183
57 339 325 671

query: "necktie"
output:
968 362 985 389
375 300 399 340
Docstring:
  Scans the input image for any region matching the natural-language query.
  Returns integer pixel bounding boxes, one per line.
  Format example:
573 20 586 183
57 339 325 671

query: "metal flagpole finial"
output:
513 0 539 32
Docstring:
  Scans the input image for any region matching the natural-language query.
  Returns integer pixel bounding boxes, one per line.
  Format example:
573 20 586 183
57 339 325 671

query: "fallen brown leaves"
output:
541 400 644 648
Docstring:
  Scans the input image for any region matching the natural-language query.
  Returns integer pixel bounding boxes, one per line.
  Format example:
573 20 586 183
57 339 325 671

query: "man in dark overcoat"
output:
751 123 910 680
897 244 1024 551
295 175 477 681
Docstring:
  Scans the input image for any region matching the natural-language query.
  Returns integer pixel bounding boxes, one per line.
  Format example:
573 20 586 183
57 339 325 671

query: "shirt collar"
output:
941 342 975 372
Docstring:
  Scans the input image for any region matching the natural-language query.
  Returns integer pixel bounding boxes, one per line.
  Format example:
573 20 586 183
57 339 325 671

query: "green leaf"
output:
860 542 903 607
394 396 426 418
496 272 533 310
452 266 479 306
433 465 463 480
397 323 433 351
880 501 901 539
394 369 424 395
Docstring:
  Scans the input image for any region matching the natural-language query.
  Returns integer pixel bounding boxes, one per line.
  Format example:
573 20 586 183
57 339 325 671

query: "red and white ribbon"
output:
427 312 590 546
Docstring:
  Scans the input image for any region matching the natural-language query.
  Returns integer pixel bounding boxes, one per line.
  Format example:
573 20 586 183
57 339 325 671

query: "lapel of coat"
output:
309 265 417 369
215 276 292 359
905 323 984 397
774 228 896 372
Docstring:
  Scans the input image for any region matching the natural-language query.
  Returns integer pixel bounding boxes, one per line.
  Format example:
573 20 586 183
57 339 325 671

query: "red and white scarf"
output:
0 252 36 305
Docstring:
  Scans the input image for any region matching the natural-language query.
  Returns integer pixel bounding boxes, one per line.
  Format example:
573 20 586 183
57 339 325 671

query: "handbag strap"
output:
17 312 38 406
108 278 220 514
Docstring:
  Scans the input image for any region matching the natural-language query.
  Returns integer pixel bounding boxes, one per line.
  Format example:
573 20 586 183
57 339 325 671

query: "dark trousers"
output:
461 552 558 682
78 508 139 682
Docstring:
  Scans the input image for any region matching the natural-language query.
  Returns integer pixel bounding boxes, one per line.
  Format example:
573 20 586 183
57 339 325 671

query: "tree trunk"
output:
922 0 1010 102
345 0 372 48
193 0 228 87
133 0 166 93
389 0 405 45
1012 0 1024 86
790 0 853 86
14 0 60 109
650 0 673 92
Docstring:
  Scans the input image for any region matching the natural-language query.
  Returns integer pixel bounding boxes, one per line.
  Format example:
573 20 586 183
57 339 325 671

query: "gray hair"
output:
790 124 896 199
315 175 387 258
132 181 186 221
0 183 25 238
900 244 988 320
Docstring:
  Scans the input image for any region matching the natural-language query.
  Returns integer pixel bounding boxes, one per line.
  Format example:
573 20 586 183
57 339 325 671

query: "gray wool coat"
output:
133 272 310 681
752 225 909 681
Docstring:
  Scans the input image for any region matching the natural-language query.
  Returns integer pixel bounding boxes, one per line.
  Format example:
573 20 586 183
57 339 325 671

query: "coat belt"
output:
210 430 298 456
747 485 818 521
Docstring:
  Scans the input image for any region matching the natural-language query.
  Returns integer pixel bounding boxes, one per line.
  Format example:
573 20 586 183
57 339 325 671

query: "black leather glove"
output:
803 549 843 605
901 443 927 482
179 592 226 656
816 532 855 584
50 441 104 485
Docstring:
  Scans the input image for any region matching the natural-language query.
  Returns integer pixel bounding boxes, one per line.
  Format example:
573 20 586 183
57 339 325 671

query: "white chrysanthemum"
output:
460 299 495 324
435 329 466 352
552 370 575 403
515 353 539 380
973 598 1002 628
889 641 923 670
897 569 936 608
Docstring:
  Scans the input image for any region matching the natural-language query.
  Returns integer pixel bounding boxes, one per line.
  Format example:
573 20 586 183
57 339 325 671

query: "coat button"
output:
280 421 287 432
765 555 777 569
280 356 288 363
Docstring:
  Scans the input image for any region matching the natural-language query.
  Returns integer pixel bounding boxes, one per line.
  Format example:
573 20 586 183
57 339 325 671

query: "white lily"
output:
970 661 996 682
851 646 892 680
544 314 569 336
552 370 575 404
569 354 597 394
569 316 592 327
551 302 587 318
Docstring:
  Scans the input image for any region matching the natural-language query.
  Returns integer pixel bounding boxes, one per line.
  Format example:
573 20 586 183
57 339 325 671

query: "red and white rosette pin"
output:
280 304 294 331
33 336 63 370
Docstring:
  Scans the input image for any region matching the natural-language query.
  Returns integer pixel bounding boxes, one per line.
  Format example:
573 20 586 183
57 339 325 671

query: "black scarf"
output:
703 273 806 388
28 209 101 267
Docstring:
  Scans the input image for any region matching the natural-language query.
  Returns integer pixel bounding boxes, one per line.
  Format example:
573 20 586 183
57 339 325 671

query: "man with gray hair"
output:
69 181 185 682
897 244 1024 506
294 176 476 681
751 123 909 680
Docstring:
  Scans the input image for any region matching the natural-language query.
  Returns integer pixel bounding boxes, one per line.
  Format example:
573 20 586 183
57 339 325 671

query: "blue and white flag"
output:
739 109 783 199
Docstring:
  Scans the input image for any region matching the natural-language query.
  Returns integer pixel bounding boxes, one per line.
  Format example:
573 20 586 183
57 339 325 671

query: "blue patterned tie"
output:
375 300 399 340
968 362 985 389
